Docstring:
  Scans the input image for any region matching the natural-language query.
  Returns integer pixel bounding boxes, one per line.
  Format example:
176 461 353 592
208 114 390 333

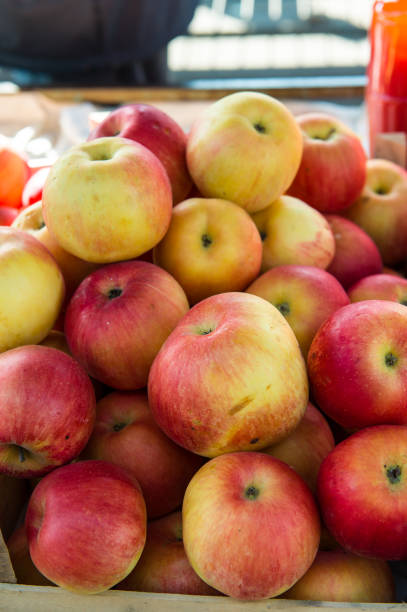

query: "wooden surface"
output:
0 584 402 612
0 531 16 585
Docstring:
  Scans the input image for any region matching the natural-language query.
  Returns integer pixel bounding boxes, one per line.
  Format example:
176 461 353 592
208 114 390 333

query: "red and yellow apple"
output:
348 273 407 305
308 300 407 430
25 460 147 593
182 452 320 600
186 91 303 213
0 142 29 208
82 390 204 519
346 158 407 266
148 291 308 457
65 260 189 390
88 103 192 204
0 227 65 352
153 197 262 305
42 137 172 263
252 195 335 272
287 112 366 213
0 345 96 477
325 214 383 289
246 265 349 357
116 511 219 595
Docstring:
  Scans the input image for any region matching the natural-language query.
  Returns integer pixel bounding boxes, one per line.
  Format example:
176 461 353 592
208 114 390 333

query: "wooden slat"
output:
0 584 402 612
0 531 16 585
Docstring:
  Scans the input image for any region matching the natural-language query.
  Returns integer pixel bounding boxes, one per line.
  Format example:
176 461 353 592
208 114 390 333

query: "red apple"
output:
246 265 349 357
0 345 96 478
317 425 407 560
148 292 308 457
348 273 407 305
287 112 367 213
182 452 320 600
281 550 395 603
116 511 219 595
261 402 335 493
0 142 30 208
42 137 172 263
82 390 204 519
346 158 407 266
25 459 147 593
21 167 50 208
7 525 53 586
326 215 383 289
153 197 262 305
0 206 18 226
88 104 192 205
308 300 407 430
65 260 189 390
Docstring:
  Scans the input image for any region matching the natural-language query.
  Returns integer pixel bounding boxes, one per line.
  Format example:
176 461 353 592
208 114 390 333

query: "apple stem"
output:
18 446 26 463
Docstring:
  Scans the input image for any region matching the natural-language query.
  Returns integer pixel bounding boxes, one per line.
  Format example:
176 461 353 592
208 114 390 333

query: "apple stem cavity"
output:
107 287 123 300
385 352 398 367
253 122 266 134
312 127 336 141
276 302 290 316
385 464 402 484
245 485 260 501
17 446 26 463
201 234 212 248
259 230 267 241
198 327 213 335
113 422 127 432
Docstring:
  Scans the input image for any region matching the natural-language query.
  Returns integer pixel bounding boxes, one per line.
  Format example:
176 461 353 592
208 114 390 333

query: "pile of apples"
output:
2 91 407 603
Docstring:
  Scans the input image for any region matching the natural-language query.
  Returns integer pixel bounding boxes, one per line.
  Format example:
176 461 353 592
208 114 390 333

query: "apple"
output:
65 260 189 390
153 197 262 305
21 166 50 208
281 550 395 603
0 344 96 478
261 402 335 493
148 292 308 457
25 459 147 593
82 390 204 519
317 425 407 560
7 525 53 587
88 104 192 205
246 265 349 357
308 300 407 430
0 227 65 353
186 91 303 213
0 206 18 226
325 214 383 289
182 452 320 600
116 511 219 595
252 195 335 272
42 136 172 263
287 112 366 213
12 201 99 300
346 158 407 266
348 273 407 305
0 475 29 541
0 142 29 208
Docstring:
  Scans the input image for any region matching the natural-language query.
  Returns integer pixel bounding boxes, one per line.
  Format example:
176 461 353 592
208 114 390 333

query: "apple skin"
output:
21 167 50 208
317 425 407 560
0 143 30 208
25 459 147 594
246 265 349 358
12 201 99 301
251 195 335 272
0 206 18 226
116 511 220 595
0 227 65 353
348 273 407 305
148 292 308 458
325 214 383 289
182 452 320 600
308 300 407 430
0 345 96 478
42 136 172 263
287 112 366 213
261 402 335 493
7 525 54 587
281 550 395 603
153 197 262 305
186 91 303 214
346 158 407 266
65 260 189 390
88 104 192 205
82 390 204 519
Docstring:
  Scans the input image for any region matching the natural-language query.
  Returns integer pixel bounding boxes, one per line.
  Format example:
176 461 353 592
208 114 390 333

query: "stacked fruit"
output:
2 92 407 603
